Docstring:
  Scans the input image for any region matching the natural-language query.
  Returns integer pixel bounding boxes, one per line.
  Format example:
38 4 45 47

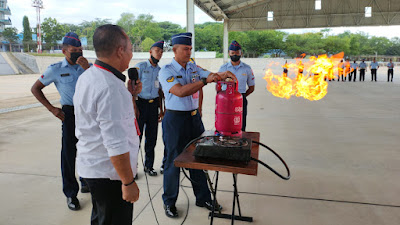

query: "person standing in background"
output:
387 59 394 82
359 60 367 82
370 58 379 82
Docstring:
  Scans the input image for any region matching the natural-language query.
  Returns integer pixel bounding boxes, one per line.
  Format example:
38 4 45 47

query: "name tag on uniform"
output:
61 73 70 77
155 80 160 89
143 71 150 73
177 75 183 78
242 73 247 76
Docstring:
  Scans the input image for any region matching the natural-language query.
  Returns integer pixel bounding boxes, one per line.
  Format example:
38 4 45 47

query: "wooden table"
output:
174 131 260 225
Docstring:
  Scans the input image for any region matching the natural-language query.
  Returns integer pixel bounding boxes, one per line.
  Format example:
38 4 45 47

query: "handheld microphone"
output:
128 68 139 89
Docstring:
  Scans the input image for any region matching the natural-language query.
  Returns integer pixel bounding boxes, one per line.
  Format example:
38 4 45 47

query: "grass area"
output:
27 53 64 57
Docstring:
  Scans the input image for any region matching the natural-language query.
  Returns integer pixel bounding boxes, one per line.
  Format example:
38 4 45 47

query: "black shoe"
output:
144 167 158 176
81 185 90 193
160 165 164 174
164 204 178 218
196 201 222 211
67 197 80 211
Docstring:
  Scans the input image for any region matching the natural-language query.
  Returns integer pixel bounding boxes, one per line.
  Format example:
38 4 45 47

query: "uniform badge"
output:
41 75 44 78
167 76 175 82
242 73 247 76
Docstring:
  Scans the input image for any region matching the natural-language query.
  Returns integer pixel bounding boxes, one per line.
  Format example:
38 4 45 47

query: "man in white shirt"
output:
73 24 142 225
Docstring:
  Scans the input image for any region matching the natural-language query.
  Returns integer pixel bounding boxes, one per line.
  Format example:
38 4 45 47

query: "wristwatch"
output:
201 77 207 85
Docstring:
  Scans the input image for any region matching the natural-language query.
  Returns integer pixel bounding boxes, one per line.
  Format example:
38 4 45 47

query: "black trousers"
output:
242 94 248 131
371 69 377 81
61 106 82 198
360 69 365 81
84 178 133 225
350 70 356 82
136 97 159 169
388 69 394 82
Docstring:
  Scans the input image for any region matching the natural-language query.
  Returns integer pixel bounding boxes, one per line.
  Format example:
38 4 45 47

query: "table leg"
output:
210 171 219 225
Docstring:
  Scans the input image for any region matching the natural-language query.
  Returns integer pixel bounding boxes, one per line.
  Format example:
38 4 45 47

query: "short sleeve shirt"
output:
219 61 255 94
134 60 161 99
370 62 379 69
39 58 86 106
159 58 211 111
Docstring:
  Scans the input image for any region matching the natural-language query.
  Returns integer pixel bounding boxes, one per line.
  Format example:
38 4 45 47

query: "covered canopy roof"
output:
195 0 400 31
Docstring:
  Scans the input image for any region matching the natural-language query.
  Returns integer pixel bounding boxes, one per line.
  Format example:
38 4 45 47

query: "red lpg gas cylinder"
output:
215 81 243 136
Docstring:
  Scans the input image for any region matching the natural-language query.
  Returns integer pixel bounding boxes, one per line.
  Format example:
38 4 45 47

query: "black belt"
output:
166 109 198 116
138 97 159 103
62 105 74 110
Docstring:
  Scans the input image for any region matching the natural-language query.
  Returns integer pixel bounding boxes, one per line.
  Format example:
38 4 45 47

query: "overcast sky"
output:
7 0 400 39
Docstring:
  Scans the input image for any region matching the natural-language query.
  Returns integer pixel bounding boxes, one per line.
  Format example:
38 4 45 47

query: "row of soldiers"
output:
284 58 395 82
337 58 395 82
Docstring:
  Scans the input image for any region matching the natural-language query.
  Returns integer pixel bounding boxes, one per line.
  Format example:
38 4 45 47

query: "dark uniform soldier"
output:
135 41 165 176
370 58 379 82
387 59 394 82
31 32 90 211
159 32 236 218
359 60 367 81
219 41 255 131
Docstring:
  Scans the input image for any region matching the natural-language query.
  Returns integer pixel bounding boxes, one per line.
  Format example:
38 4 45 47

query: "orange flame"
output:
263 52 344 101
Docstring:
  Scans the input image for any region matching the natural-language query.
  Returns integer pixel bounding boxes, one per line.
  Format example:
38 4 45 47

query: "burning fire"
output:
263 52 344 101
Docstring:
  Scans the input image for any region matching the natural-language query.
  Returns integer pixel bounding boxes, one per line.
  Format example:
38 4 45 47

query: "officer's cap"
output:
151 40 164 49
229 40 241 51
171 33 192 46
62 32 81 47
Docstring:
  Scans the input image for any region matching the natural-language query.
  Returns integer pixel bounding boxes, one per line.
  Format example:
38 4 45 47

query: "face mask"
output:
230 55 241 62
151 55 159 65
70 52 82 64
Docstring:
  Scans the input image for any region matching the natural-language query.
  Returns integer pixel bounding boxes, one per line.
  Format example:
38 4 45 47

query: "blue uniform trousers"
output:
61 106 85 198
161 110 211 206
136 97 159 169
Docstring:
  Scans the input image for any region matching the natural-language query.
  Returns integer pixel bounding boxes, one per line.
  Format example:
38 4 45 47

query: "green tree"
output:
117 13 135 34
79 18 112 49
324 35 350 55
386 37 400 56
130 14 162 50
369 36 391 55
140 37 155 51
41 17 65 50
158 21 183 41
1 27 19 52
195 22 223 52
22 16 33 52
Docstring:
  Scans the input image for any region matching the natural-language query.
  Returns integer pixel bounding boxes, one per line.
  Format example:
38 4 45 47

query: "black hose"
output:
252 141 291 180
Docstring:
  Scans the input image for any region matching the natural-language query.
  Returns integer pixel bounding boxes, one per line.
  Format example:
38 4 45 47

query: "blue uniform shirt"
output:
39 58 86 106
159 58 211 111
359 62 367 69
219 61 255 94
387 62 394 69
135 60 161 99
370 62 379 69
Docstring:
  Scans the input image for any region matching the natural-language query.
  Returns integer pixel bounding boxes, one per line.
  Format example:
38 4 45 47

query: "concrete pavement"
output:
0 62 399 225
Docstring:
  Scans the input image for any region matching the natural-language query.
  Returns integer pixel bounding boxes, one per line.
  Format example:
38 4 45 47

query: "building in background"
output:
0 0 11 32
1 0 12 51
